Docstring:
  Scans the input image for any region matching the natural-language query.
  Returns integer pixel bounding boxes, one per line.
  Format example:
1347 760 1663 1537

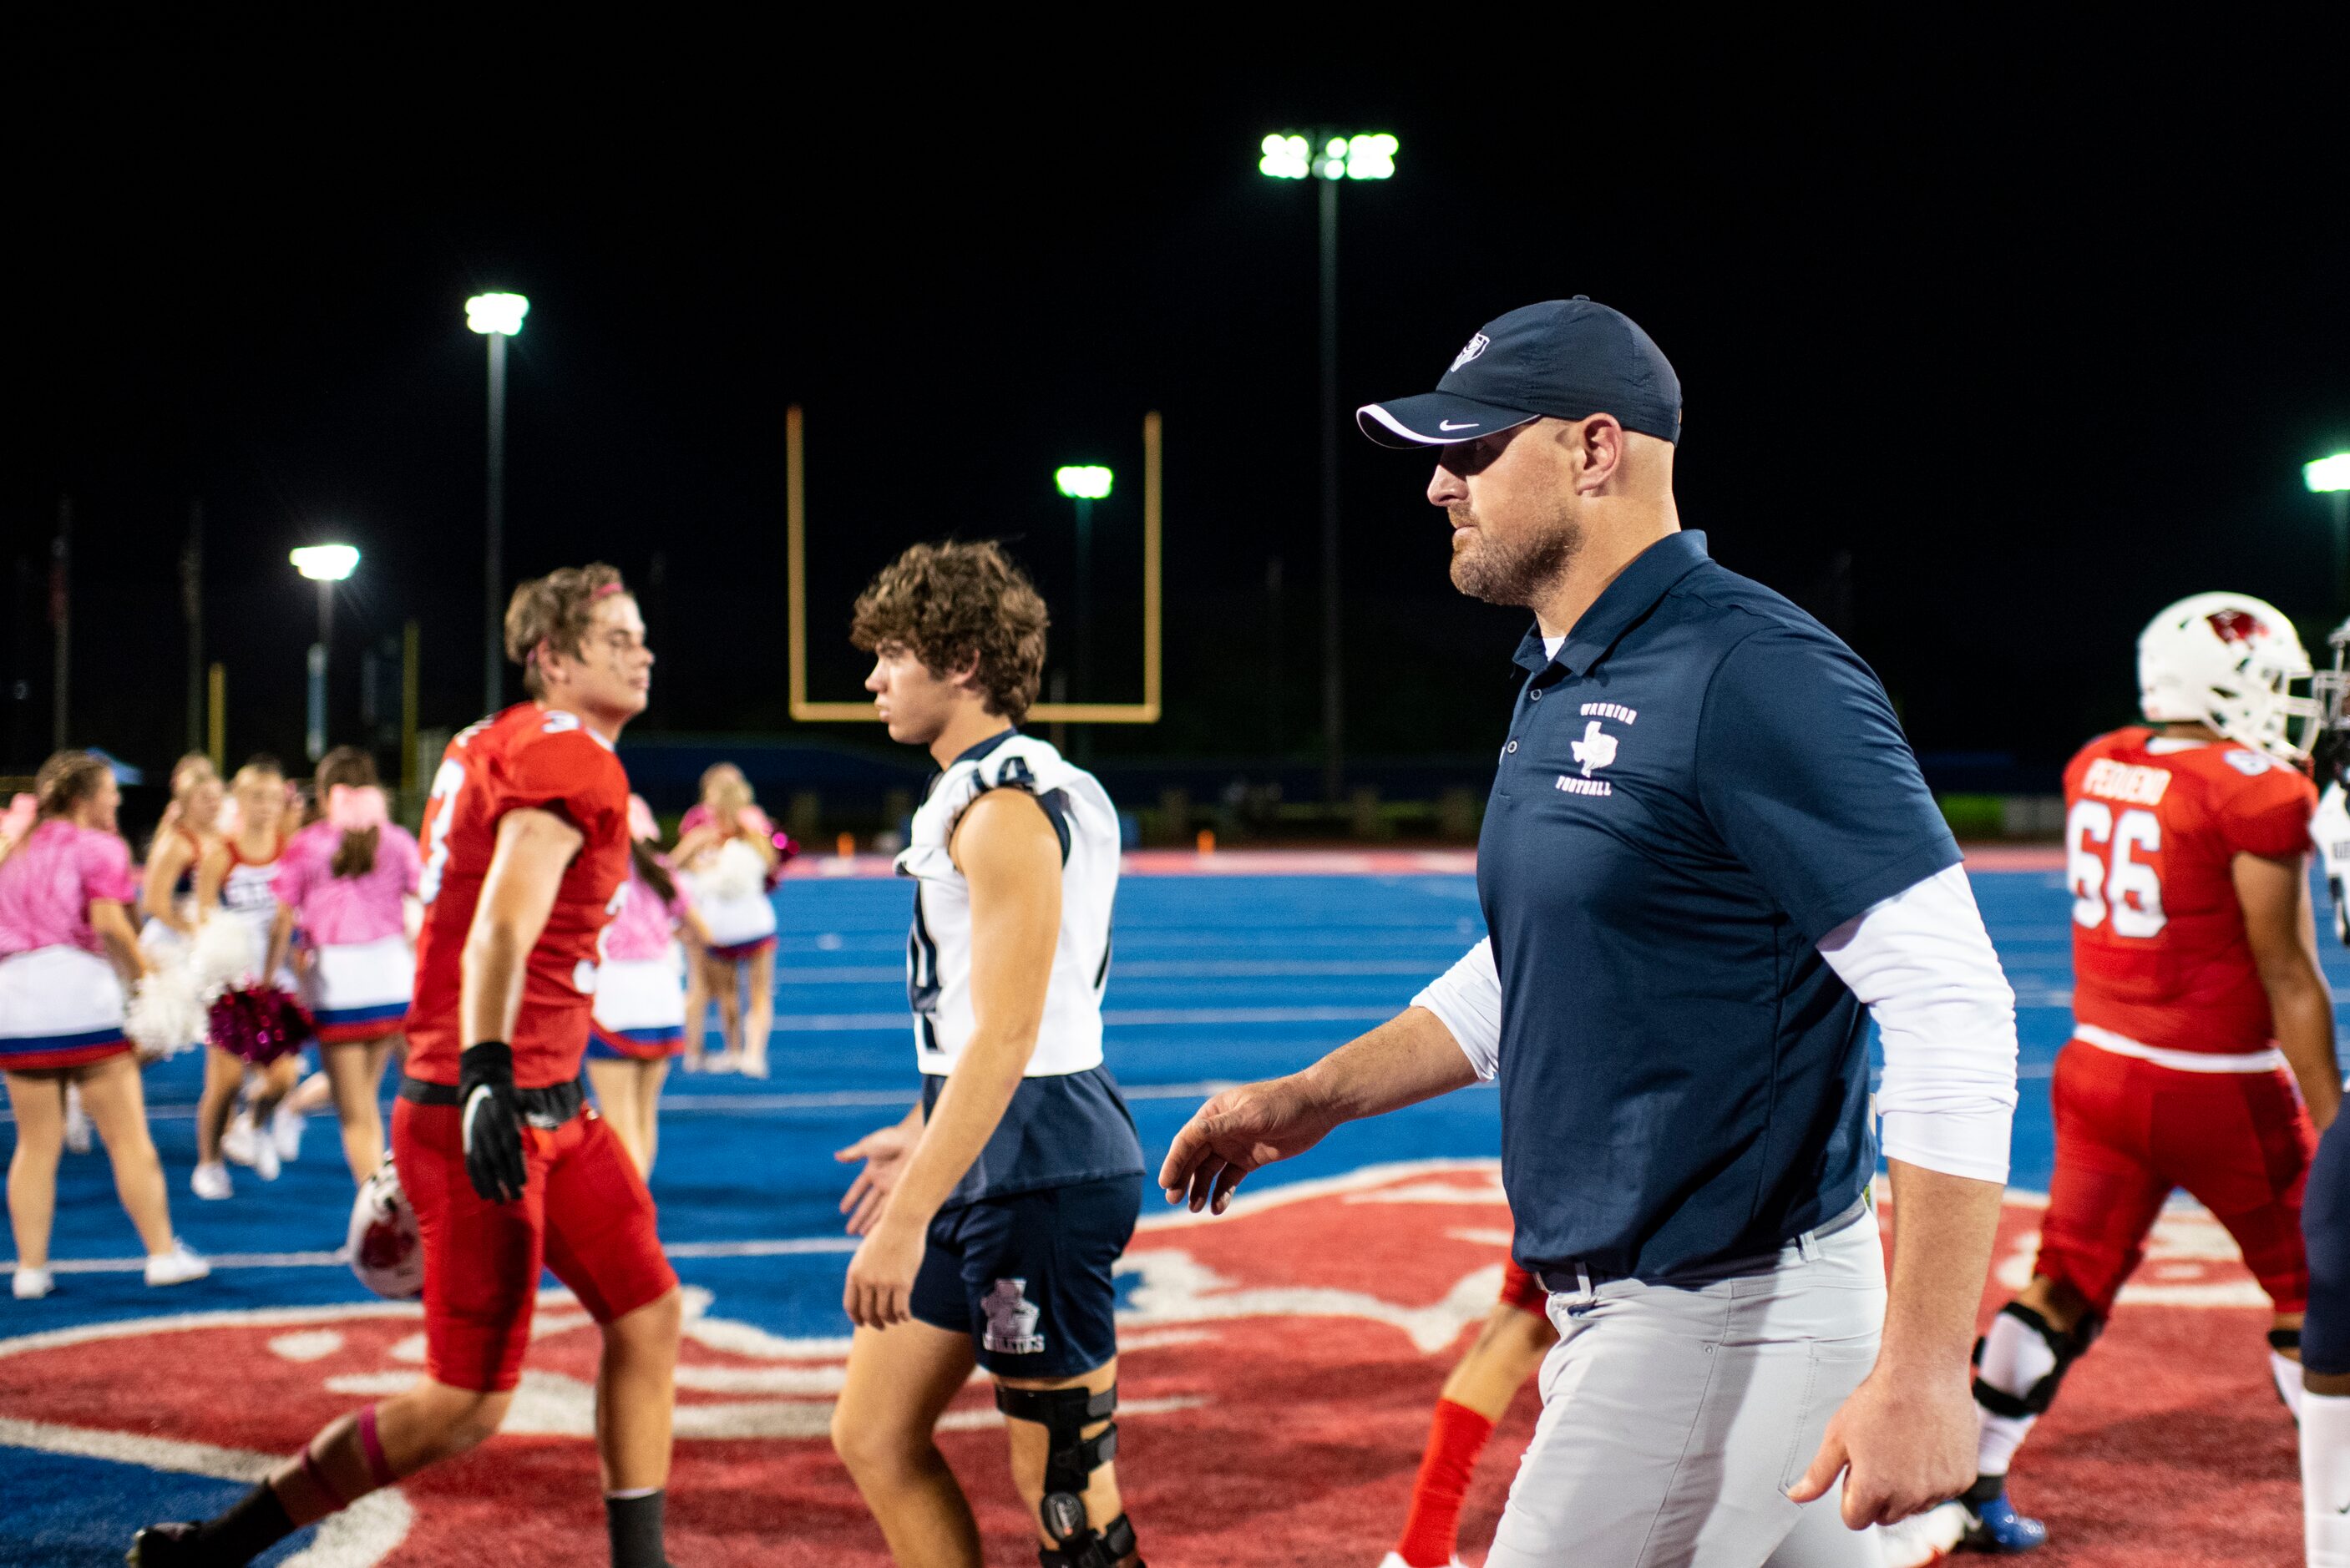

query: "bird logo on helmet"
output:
346 1157 424 1301
2136 591 2321 763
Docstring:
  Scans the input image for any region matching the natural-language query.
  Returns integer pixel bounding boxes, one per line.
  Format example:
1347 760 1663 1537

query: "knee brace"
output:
1973 1302 2101 1419
993 1382 1139 1567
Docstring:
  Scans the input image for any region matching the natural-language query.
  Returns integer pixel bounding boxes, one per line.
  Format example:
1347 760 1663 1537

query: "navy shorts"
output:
909 1172 1140 1378
2304 1119 2350 1375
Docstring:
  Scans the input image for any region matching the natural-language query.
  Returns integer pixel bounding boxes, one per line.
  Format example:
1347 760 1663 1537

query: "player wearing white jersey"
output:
832 542 1147 1568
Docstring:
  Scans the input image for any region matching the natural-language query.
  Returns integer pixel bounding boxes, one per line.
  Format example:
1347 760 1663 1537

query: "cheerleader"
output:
0 752 208 1298
262 747 418 1185
188 756 305 1198
675 763 781 1077
588 796 712 1174
139 754 225 950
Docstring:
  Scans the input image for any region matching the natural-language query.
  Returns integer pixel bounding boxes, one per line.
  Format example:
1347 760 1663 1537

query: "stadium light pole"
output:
467 291 529 714
2310 453 2350 615
291 544 360 763
1259 130 1398 802
1055 465 1114 711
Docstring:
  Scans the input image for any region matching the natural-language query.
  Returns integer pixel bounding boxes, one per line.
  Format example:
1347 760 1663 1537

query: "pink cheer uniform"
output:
590 860 690 1061
274 819 422 1044
0 820 139 1070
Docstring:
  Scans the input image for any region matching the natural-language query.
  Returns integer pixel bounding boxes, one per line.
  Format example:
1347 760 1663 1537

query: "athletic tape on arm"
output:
1412 938 1502 1080
1817 862 2019 1183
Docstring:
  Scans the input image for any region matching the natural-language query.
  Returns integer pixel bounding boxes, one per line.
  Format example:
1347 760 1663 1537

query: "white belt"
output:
2073 1023 2286 1075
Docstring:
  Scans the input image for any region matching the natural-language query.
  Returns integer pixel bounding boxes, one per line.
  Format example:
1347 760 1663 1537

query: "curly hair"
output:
850 542 1049 723
505 563 626 698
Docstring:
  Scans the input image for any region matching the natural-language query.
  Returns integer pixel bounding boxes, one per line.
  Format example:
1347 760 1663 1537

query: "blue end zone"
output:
3 860 2340 1525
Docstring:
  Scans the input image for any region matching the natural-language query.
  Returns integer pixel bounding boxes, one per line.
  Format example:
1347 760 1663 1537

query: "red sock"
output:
1395 1398 1497 1566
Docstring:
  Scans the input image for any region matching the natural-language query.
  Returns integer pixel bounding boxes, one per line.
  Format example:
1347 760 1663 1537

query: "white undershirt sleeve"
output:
1816 861 2019 1185
1412 937 1502 1080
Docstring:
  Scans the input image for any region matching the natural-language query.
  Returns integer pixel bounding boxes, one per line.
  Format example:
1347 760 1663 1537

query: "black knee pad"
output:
1972 1302 2101 1419
2271 1326 2303 1355
995 1383 1136 1565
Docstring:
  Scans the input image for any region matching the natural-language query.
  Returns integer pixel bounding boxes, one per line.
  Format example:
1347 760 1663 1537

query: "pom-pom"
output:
206 984 314 1065
126 966 206 1063
701 837 767 902
189 917 261 996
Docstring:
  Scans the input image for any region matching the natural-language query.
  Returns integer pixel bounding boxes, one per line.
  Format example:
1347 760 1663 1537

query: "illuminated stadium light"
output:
1259 134 1310 180
1344 133 1399 180
1055 465 1114 500
464 291 529 336
289 544 360 582
2309 454 2350 494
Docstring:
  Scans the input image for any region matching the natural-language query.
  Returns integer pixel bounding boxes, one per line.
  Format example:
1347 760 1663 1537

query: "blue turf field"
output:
0 862 2312 1333
3 861 2342 1558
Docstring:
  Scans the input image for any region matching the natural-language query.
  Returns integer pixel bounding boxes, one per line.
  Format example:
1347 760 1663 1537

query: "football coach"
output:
1161 299 2022 1566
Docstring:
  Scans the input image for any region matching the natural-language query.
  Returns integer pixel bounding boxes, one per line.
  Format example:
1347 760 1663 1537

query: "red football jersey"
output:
404 703 632 1088
2064 726 2317 1056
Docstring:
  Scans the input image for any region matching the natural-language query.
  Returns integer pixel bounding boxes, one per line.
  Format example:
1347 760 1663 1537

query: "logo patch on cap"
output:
1449 332 1490 373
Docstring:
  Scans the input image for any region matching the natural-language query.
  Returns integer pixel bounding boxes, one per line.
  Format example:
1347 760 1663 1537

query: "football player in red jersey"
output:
1378 1250 1557 1568
133 565 684 1568
1902 592 2340 1560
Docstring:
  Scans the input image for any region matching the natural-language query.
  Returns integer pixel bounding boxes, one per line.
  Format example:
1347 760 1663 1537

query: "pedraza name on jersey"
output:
2082 757 2171 806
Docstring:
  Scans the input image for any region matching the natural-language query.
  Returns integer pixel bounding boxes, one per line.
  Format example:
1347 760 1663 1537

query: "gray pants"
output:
1486 1206 1887 1568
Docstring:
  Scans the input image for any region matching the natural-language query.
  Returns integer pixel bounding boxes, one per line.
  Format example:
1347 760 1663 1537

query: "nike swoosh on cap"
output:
1438 420 1480 432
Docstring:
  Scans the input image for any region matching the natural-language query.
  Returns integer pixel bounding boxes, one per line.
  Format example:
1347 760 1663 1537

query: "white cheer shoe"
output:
190 1161 233 1201
144 1241 210 1287
271 1103 306 1161
12 1267 53 1300
220 1110 259 1166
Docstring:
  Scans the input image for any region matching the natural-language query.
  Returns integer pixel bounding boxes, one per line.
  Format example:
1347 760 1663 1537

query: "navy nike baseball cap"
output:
1357 297 1681 448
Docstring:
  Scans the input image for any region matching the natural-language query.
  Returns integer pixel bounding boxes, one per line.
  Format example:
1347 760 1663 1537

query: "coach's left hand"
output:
843 1216 927 1330
1787 1358 1975 1527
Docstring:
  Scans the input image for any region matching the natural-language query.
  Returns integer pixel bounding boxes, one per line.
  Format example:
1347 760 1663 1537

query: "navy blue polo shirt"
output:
1480 530 1958 1281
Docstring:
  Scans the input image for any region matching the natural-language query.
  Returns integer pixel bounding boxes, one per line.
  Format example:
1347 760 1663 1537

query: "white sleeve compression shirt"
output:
1410 862 2019 1181
1818 860 2020 1184
1412 938 1502 1081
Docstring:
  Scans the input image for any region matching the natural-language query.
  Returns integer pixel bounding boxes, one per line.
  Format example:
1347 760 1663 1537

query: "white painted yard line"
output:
778 960 1453 981
772 1004 1395 1030
8 1237 862 1272
32 1250 346 1274
661 1080 1235 1113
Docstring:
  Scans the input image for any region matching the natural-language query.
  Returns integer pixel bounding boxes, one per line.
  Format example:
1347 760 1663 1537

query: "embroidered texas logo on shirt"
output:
1558 702 1636 797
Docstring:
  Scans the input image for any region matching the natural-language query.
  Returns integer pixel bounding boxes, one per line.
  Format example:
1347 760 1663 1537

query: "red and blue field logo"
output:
0 1165 2297 1565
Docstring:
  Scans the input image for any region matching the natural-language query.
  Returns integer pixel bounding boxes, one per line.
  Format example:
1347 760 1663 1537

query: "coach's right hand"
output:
459 1041 529 1204
1160 1077 1336 1214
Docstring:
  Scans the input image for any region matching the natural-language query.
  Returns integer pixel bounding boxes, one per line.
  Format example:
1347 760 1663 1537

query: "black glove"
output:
458 1041 529 1204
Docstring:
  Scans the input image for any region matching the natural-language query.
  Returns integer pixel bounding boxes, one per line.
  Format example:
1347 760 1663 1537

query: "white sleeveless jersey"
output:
896 732 1119 1077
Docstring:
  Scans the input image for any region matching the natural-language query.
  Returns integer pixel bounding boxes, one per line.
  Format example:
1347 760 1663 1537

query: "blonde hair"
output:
170 753 218 801
701 764 754 821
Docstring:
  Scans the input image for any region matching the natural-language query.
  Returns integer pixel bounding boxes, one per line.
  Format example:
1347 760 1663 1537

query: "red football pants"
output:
393 1098 678 1393
2036 1038 2313 1316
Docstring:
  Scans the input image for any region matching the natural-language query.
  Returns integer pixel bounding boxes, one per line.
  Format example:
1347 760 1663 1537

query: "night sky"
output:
10 53 2346 796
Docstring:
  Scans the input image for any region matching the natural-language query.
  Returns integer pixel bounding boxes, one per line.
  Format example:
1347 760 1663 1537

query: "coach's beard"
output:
1448 504 1583 609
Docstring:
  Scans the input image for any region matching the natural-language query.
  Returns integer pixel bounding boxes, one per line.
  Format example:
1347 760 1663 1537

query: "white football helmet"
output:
2137 592 2318 761
347 1156 423 1300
